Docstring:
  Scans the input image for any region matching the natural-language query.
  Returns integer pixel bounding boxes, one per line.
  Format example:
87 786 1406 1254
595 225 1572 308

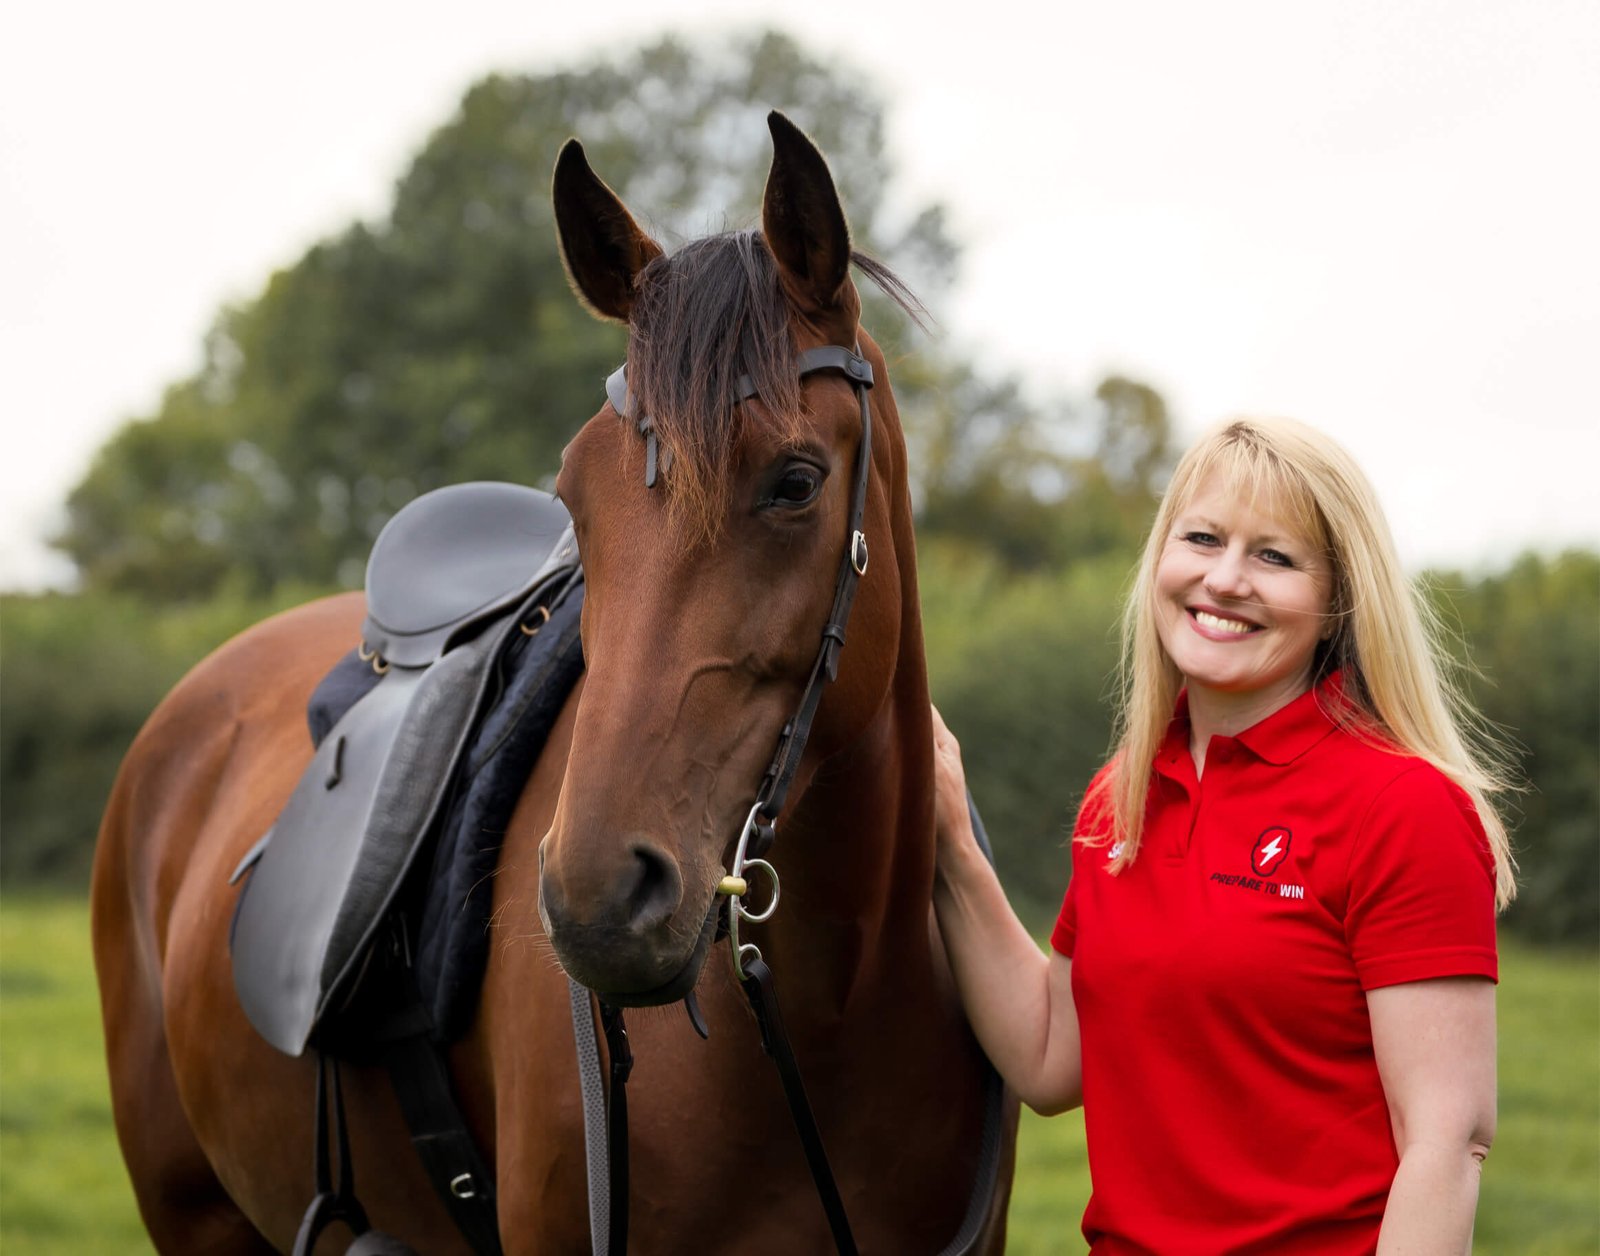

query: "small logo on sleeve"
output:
1251 827 1292 877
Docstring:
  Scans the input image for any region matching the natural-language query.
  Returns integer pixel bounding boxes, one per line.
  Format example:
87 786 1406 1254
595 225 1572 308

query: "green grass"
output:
1 897 151 1254
2 898 1596 1252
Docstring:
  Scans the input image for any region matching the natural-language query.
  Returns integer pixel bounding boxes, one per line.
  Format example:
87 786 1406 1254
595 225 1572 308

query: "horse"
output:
92 111 1017 1254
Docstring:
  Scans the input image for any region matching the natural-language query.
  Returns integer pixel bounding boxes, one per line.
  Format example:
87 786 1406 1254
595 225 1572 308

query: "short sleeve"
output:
1050 765 1115 958
1050 867 1079 957
1345 764 1498 990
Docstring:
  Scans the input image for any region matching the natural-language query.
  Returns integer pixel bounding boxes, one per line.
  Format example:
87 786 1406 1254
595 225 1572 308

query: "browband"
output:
605 347 875 491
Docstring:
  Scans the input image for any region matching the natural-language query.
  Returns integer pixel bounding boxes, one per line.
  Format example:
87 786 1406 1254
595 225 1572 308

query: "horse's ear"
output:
553 139 665 324
762 112 852 314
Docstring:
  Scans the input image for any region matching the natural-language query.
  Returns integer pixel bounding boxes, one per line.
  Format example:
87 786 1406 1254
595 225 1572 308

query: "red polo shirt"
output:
1051 679 1498 1255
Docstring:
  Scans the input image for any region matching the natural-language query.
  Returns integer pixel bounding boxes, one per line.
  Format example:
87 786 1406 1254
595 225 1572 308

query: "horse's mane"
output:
625 230 920 539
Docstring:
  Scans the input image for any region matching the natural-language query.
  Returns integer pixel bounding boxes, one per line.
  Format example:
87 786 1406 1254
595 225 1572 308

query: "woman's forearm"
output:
933 840 1081 1114
1375 1141 1485 1255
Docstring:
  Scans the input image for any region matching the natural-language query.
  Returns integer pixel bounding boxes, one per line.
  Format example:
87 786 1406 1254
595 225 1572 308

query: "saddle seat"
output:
362 479 577 667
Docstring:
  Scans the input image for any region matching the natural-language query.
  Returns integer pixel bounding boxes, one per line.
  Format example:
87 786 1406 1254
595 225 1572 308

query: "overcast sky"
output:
3 0 1596 591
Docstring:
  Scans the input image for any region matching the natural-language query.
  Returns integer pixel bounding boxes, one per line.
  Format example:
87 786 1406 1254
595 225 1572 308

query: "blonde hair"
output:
1086 416 1517 909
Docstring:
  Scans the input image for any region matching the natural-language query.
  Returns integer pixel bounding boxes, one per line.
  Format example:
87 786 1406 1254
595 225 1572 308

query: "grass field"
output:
3 898 1596 1252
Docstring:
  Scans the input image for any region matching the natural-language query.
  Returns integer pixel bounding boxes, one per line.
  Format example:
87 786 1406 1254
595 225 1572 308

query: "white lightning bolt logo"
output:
1259 835 1284 864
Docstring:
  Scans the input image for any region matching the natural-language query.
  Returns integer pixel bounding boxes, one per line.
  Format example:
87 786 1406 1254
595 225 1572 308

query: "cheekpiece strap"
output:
754 346 875 825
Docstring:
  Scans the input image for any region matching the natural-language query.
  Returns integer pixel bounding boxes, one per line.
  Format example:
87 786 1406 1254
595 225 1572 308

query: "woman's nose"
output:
1203 546 1251 598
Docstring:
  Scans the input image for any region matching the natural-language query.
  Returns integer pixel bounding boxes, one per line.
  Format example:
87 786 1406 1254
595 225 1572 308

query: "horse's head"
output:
538 113 914 1004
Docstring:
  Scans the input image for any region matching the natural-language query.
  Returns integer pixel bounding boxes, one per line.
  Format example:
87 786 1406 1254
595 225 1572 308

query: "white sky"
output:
3 0 1597 591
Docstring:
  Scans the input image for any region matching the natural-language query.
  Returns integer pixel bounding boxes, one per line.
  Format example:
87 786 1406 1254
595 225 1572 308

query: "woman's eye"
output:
770 465 823 507
1259 548 1294 567
1183 531 1218 546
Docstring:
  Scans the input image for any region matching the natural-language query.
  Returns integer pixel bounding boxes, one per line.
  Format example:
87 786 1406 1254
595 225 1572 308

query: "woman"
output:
932 416 1516 1254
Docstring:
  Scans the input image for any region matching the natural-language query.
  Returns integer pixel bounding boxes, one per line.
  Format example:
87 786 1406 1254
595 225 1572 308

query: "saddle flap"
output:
363 482 575 667
232 619 506 1056
232 664 429 1055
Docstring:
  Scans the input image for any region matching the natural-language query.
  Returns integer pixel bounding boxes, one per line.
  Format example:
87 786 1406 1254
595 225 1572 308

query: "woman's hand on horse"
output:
930 704 979 874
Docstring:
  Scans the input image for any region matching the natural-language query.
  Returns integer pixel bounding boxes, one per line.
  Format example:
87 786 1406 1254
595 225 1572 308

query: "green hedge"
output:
0 585 331 886
3 549 1594 943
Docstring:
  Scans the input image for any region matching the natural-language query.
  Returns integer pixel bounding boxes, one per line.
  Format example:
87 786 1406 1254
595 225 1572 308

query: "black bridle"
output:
594 346 1001 1256
606 341 875 856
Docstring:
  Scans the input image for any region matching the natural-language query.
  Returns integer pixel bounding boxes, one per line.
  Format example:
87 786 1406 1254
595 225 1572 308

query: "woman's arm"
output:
1369 976 1497 1255
931 705 1082 1115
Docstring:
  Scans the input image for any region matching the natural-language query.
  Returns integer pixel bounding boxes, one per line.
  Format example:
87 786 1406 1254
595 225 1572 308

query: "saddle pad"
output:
306 649 385 748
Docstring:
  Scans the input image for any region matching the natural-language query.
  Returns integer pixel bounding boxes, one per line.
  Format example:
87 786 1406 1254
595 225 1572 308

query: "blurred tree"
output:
922 544 1130 926
54 30 965 597
1426 550 1600 945
912 370 1175 570
0 586 322 886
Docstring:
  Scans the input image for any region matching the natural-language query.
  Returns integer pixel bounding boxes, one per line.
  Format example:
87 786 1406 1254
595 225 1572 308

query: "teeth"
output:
1194 610 1255 635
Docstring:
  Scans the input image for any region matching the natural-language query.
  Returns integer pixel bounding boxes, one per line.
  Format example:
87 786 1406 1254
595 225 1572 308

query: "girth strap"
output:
379 1027 503 1255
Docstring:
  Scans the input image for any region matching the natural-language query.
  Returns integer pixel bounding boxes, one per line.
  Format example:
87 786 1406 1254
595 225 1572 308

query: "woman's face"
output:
1153 473 1334 717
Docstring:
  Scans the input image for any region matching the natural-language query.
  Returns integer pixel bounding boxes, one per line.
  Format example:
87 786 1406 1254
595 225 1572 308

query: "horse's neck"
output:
763 617 937 1014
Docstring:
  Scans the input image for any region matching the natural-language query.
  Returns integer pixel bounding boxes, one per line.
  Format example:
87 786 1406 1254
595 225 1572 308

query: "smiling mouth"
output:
1190 608 1259 636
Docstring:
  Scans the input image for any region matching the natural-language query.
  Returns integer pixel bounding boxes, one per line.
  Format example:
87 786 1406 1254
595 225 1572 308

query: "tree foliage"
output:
922 544 1130 924
55 30 962 598
0 587 321 885
1427 551 1600 944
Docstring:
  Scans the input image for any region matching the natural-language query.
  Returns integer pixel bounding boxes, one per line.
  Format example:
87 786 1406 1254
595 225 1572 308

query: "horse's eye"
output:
769 464 824 508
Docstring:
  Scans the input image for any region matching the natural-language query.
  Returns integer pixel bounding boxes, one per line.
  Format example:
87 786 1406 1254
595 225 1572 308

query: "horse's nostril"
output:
626 842 682 932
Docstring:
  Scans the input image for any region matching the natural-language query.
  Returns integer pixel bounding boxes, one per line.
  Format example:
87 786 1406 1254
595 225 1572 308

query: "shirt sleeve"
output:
1344 763 1499 990
1050 765 1115 958
1049 862 1079 958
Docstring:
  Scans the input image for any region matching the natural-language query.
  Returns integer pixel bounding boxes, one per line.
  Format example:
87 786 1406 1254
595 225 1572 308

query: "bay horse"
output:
92 111 1016 1253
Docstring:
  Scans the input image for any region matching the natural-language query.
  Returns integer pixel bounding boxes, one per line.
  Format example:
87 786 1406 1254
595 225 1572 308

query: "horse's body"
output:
93 114 1015 1254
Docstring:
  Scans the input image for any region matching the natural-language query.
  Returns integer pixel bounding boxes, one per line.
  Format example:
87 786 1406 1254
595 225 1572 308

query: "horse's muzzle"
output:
538 836 717 1002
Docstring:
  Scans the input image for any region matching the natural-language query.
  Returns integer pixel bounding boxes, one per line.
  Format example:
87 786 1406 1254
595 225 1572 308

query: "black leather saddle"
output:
231 481 580 1056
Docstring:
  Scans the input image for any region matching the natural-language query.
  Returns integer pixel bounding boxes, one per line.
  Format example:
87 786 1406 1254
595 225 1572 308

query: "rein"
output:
589 347 1004 1256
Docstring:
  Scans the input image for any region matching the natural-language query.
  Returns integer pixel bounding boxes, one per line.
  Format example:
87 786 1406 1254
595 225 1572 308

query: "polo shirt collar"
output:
1158 672 1349 772
1233 673 1346 765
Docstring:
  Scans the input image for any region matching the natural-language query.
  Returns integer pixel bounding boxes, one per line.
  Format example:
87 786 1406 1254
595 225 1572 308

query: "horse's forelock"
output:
626 231 804 540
